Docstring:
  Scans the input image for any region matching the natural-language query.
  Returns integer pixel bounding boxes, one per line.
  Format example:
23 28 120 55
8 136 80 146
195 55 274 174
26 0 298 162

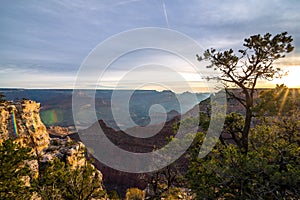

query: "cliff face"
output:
43 136 87 169
0 99 104 195
0 100 50 151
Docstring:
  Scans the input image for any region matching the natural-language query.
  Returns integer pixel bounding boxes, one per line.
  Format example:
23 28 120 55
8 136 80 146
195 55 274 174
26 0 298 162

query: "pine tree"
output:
0 139 34 199
198 32 294 153
36 157 106 200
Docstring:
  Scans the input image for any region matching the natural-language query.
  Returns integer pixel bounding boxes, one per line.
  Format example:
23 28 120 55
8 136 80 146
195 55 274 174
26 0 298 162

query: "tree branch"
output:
225 88 247 108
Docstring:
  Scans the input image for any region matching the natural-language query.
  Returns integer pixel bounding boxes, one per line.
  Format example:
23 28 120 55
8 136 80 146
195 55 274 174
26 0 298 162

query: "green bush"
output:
125 188 145 200
108 190 120 199
0 139 34 199
187 115 300 199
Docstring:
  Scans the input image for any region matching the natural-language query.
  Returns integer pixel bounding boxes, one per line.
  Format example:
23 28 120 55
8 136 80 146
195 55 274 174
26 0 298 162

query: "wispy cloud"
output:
162 0 169 28
0 0 299 89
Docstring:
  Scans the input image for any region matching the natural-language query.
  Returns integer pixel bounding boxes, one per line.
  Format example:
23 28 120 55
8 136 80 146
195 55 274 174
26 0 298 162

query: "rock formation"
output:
43 136 87 169
0 100 50 151
47 125 70 136
0 99 97 168
0 99 105 199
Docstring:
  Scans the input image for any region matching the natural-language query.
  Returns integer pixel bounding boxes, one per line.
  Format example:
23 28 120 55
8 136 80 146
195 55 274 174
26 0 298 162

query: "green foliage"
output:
198 32 294 154
125 187 145 200
36 158 106 200
34 158 67 199
187 85 300 199
188 132 300 199
108 190 120 200
0 139 34 199
64 163 106 200
255 84 299 116
173 112 210 133
199 112 210 131
143 162 186 199
0 137 106 200
187 132 206 161
147 125 205 199
160 187 187 200
221 112 244 147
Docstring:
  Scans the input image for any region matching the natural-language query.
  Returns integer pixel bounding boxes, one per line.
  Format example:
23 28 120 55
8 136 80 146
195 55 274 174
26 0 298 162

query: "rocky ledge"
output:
0 99 104 198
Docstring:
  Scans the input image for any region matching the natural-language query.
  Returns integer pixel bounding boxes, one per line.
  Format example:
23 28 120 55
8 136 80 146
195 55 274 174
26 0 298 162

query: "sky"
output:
0 0 300 92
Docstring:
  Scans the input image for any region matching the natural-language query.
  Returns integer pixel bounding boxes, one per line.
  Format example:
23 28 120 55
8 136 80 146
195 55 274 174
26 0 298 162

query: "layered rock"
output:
0 99 105 198
47 126 70 136
0 100 50 151
43 136 87 169
0 100 85 165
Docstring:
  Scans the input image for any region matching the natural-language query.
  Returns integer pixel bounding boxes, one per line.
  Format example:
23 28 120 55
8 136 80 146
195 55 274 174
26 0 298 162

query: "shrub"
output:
125 188 145 200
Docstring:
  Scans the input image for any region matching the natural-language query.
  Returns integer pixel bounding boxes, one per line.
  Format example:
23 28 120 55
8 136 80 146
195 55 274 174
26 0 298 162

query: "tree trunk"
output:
242 107 252 154
242 90 253 154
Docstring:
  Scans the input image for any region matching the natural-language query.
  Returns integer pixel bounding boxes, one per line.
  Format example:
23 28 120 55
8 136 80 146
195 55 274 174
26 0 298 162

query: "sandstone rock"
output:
0 99 105 199
0 100 50 152
47 126 69 136
26 159 39 179
43 136 87 169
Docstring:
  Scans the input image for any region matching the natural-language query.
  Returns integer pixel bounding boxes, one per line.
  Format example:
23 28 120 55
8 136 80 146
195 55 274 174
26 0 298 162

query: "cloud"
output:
0 0 299 89
0 64 76 89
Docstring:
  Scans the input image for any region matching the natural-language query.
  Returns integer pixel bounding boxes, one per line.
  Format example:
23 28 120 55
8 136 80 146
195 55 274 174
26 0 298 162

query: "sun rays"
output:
278 87 291 115
273 66 300 88
274 85 300 115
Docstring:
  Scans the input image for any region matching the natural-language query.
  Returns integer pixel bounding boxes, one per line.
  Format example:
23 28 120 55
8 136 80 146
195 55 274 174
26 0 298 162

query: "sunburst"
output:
278 66 300 88
278 87 290 114
274 85 300 115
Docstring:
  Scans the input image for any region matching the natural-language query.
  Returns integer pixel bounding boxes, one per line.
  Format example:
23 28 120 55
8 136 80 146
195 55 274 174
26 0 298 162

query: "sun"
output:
273 66 300 88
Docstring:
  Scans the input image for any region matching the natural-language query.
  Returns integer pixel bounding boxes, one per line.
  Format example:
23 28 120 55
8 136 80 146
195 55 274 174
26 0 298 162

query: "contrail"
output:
162 0 170 28
114 0 144 7
100 0 144 9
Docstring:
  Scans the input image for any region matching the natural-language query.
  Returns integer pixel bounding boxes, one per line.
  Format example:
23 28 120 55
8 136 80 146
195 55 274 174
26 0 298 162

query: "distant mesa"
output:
0 89 210 130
